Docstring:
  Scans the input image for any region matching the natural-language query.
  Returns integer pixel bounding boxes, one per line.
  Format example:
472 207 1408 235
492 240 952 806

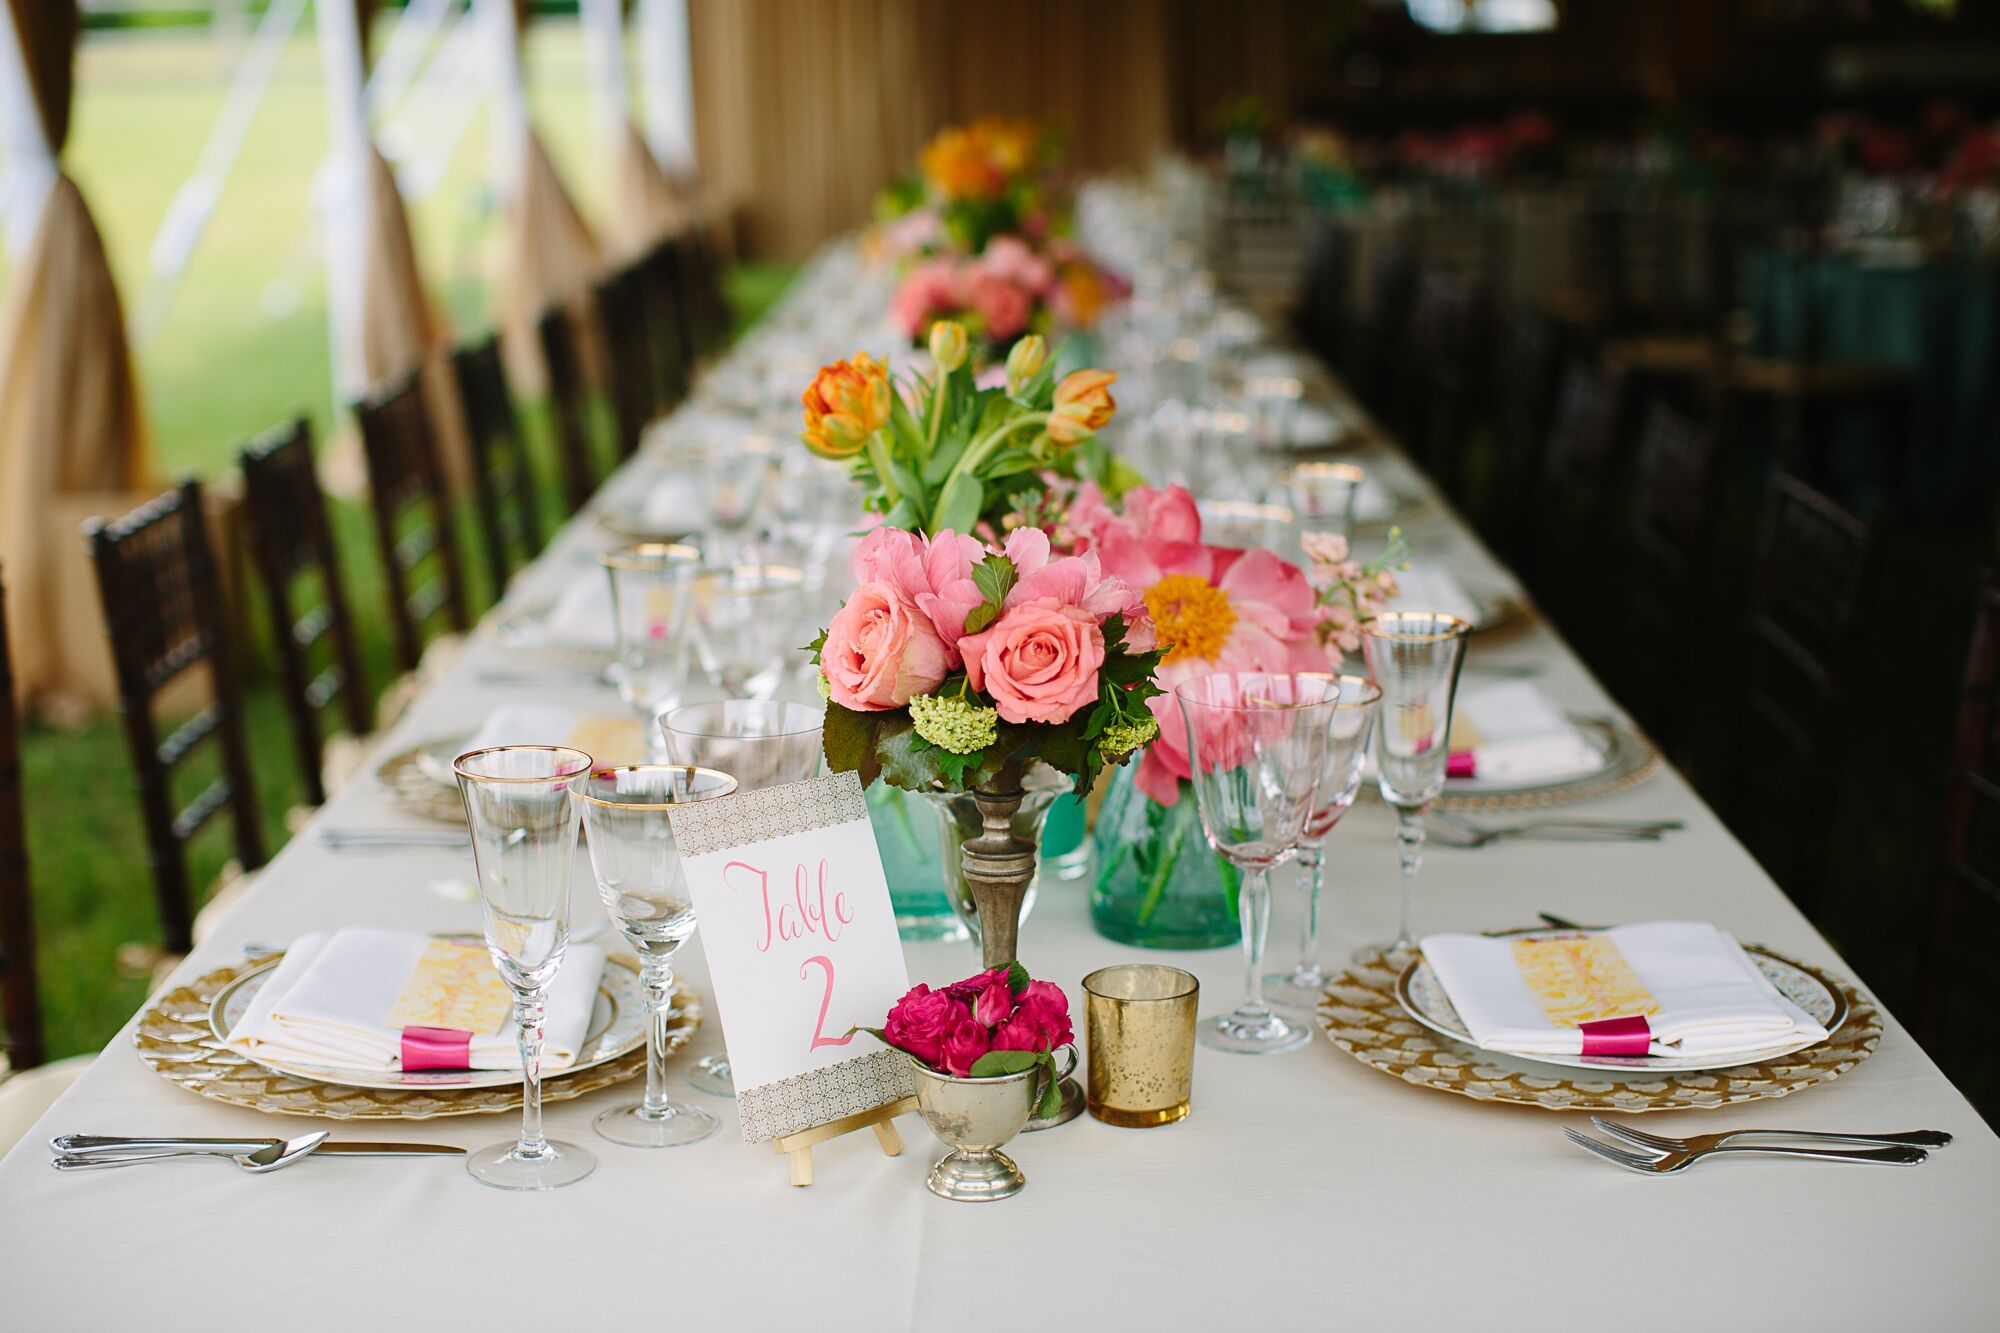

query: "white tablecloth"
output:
4 285 1997 1333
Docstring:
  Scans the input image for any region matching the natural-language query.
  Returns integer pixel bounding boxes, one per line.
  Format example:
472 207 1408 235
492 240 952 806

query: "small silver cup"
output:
907 1046 1077 1202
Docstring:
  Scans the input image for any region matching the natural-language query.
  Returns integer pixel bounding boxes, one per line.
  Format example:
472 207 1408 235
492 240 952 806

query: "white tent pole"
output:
314 0 373 403
384 1 486 201
578 0 630 142
637 0 696 176
482 0 529 202
366 0 457 118
0 3 59 262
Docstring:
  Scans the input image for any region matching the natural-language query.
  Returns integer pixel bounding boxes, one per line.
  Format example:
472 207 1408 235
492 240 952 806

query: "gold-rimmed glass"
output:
569 764 738 1148
453 745 596 1190
691 563 806 698
1289 462 1366 537
1267 673 1383 1010
1177 671 1340 1055
658 699 825 1097
1199 499 1294 552
1083 965 1200 1127
602 542 700 753
1360 612 1472 955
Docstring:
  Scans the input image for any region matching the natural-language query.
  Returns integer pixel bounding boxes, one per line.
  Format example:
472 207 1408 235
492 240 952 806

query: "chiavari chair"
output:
1487 305 1563 561
1404 268 1489 500
451 336 546 594
1622 401 1719 763
1532 357 1625 631
1726 470 1878 912
593 262 654 461
237 419 371 807
85 480 266 955
538 301 603 513
1294 217 1355 375
640 236 695 414
1356 242 1416 421
354 372 469 676
1917 571 2000 1112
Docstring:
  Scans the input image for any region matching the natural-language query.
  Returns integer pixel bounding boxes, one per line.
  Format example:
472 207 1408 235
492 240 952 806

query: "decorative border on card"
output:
736 1048 916 1143
667 771 870 858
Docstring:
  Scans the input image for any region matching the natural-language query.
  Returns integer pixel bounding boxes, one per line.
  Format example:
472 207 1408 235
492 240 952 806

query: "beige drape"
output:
606 117 688 262
0 0 155 707
498 128 602 393
687 0 1171 259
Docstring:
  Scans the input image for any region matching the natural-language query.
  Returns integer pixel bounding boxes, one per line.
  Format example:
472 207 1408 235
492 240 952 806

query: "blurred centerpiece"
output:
800 326 1164 966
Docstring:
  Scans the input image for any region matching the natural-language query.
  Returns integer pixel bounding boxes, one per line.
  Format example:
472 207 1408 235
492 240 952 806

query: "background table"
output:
4 282 1998 1333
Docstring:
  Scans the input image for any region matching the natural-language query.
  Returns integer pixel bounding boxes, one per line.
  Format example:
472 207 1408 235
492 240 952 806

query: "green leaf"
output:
932 472 984 537
803 627 829 664
883 495 922 532
889 390 926 460
971 552 1017 607
969 1048 1041 1078
1006 961 1031 994
822 704 883 788
876 719 954 792
1035 1055 1062 1118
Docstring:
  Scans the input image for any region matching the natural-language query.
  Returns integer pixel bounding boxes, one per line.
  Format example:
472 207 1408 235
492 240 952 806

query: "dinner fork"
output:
1589 1116 1952 1155
1431 813 1682 849
1561 1127 1929 1175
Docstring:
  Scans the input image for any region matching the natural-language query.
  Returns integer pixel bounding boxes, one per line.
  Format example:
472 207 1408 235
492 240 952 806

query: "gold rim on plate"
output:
1315 946 1880 1114
373 738 473 824
1438 717 1661 811
135 959 698 1120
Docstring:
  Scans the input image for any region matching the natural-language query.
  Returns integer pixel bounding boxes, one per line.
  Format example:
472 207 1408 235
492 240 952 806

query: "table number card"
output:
668 771 914 1142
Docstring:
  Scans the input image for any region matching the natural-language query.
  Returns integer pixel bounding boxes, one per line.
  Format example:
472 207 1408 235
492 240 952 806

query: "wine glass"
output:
1289 462 1366 537
1359 612 1471 957
452 745 598 1190
603 543 700 754
1176 672 1340 1054
1264 673 1382 1010
701 436 773 564
691 564 806 699
658 699 825 1097
569 764 738 1147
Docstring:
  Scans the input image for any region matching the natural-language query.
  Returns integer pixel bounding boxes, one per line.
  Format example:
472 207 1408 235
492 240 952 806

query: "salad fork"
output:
1561 1126 1929 1175
1590 1116 1952 1155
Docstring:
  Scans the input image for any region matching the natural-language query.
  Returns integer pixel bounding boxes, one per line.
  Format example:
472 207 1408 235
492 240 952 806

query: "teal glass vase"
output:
868 783 968 942
1089 765 1241 949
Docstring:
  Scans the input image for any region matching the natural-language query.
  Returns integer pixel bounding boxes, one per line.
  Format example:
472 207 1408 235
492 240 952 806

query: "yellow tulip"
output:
1047 369 1118 446
929 320 969 374
1005 335 1047 395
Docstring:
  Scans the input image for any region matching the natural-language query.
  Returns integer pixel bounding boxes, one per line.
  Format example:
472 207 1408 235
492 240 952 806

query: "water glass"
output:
603 543 700 748
1360 612 1471 954
1177 672 1340 1055
1289 462 1366 537
1083 965 1199 1127
570 765 738 1147
691 564 807 699
1199 499 1294 552
702 436 773 564
453 745 597 1190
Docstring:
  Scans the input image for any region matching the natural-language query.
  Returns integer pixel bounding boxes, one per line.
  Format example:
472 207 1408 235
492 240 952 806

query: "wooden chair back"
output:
85 480 266 953
1533 357 1625 624
537 302 602 514
1623 401 1719 758
640 237 694 414
452 336 545 593
0 576 44 1071
237 419 370 806
1488 305 1563 559
354 373 469 674
594 263 655 461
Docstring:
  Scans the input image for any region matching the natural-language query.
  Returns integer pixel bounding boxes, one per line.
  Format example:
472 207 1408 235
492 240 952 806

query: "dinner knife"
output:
54 1135 464 1157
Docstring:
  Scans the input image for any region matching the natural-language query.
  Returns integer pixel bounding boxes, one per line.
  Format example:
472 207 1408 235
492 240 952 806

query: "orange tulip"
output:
921 126 1004 200
1047 369 1118 446
801 353 892 459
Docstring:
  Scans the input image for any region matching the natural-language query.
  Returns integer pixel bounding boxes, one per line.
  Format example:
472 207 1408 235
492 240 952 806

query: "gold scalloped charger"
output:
134 960 699 1120
1435 717 1662 812
371 737 471 824
1316 946 1880 1113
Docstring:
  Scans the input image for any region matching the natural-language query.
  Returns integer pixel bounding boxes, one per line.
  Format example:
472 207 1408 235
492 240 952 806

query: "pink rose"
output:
822 583 950 711
850 528 985 662
958 598 1106 725
992 979 1072 1053
884 984 964 1067
941 1014 992 1077
968 272 1034 341
971 975 1015 1029
890 260 965 338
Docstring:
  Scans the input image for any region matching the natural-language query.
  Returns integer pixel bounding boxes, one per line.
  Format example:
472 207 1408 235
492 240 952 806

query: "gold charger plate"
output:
1316 946 1880 1113
135 960 699 1120
372 739 470 824
1436 717 1661 812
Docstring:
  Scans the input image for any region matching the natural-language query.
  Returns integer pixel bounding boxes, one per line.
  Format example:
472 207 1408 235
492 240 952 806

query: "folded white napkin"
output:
541 575 617 648
1449 680 1602 784
1420 921 1828 1060
225 928 607 1072
1392 565 1482 627
468 704 645 767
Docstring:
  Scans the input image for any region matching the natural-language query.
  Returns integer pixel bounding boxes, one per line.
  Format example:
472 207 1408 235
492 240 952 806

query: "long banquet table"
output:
5 246 1999 1333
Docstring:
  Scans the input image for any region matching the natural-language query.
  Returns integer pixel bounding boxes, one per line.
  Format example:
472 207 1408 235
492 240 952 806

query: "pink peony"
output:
977 236 1055 293
884 984 964 1067
967 271 1034 340
1000 527 1147 627
850 527 986 663
941 1014 992 1077
958 598 1106 725
890 260 966 338
822 583 951 711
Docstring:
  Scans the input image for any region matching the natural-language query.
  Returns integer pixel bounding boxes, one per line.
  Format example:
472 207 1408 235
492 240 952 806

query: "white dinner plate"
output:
209 952 652 1092
1394 941 1847 1076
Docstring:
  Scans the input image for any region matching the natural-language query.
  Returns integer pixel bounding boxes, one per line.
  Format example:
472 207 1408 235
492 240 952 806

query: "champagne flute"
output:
658 699 825 1097
603 543 700 756
1177 672 1340 1054
453 745 597 1190
569 765 738 1147
1265 673 1382 1010
1360 612 1471 957
690 564 806 699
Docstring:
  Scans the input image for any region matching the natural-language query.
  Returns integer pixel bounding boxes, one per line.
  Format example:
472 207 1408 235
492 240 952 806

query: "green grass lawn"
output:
14 22 794 1060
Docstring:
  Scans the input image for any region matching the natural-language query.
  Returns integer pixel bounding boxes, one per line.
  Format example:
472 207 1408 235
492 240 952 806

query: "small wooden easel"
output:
771 1095 919 1186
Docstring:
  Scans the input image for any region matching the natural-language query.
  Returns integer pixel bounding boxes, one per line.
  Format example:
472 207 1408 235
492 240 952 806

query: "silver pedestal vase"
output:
907 1046 1076 1201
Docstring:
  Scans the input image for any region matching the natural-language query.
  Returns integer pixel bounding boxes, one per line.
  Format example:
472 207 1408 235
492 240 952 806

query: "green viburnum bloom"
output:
909 692 998 755
815 671 832 700
1097 715 1160 760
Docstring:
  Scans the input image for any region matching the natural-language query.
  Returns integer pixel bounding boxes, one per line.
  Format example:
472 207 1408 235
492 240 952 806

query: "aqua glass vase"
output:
1041 790 1092 882
869 783 968 942
1089 765 1241 950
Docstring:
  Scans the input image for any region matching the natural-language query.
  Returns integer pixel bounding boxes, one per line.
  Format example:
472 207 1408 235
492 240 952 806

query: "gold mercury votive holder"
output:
1083 965 1200 1128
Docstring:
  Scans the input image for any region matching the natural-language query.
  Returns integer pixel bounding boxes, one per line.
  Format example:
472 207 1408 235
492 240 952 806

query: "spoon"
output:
50 1131 329 1174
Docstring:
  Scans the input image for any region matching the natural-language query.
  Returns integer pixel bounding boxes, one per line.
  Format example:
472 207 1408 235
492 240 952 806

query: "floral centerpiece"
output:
800 325 1165 966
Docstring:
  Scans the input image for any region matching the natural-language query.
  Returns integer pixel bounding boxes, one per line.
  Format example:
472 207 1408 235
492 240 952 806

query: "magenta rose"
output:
971 975 1015 1029
944 966 1011 1005
941 1014 993 1077
883 984 964 1068
958 598 1106 725
821 582 950 711
990 979 1073 1054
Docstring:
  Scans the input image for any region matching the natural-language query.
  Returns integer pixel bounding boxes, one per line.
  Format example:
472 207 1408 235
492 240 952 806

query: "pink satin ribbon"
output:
1578 1015 1652 1056
400 1025 474 1071
1446 749 1476 778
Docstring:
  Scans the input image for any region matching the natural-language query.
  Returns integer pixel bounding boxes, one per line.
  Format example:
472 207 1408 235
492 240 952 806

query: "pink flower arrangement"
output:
889 234 1127 354
858 964 1073 1115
